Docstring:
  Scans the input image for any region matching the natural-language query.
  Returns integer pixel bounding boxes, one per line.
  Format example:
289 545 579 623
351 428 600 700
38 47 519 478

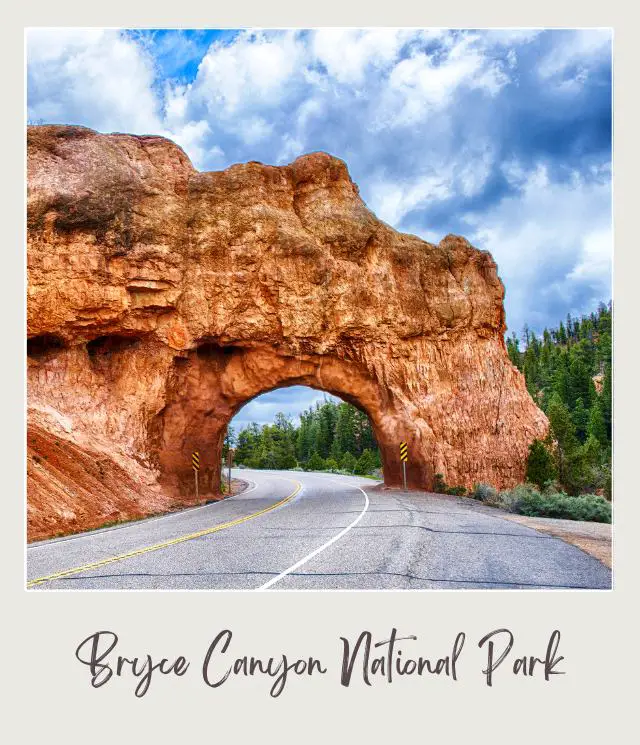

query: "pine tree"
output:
334 403 357 454
296 414 313 463
507 332 522 369
235 427 255 463
557 322 567 345
355 449 376 475
525 439 557 489
307 451 325 472
568 357 592 409
329 438 342 462
523 337 540 398
316 402 335 457
587 399 608 447
340 451 357 472
547 394 582 494
582 434 603 468
222 425 235 461
552 355 571 405
572 397 589 443
601 361 612 441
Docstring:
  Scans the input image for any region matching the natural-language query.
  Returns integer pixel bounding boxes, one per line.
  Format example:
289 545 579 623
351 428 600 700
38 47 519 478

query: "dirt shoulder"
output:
501 514 612 568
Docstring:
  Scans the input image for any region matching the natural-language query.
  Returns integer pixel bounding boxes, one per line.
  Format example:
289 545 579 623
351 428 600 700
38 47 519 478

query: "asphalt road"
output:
27 469 612 590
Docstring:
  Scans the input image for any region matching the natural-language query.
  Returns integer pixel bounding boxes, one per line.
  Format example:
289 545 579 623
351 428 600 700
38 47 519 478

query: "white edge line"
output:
256 478 370 591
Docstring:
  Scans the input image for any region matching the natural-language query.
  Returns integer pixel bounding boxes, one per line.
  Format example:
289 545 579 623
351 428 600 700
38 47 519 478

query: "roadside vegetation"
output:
437 301 613 523
509 301 612 500
467 483 611 523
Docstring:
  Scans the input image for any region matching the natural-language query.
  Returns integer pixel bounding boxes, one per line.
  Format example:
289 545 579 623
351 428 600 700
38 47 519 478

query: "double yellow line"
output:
27 481 301 588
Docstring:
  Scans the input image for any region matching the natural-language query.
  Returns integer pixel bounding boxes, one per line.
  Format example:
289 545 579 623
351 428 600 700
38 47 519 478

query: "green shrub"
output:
433 473 447 493
446 485 467 496
471 483 498 503
542 479 563 494
510 488 611 523
324 458 339 472
499 483 541 513
280 453 298 470
433 473 467 497
577 458 612 501
431 473 466 496
306 452 325 472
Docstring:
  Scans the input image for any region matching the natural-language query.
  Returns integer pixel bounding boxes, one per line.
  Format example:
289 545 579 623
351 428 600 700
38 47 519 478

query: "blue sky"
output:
27 28 612 429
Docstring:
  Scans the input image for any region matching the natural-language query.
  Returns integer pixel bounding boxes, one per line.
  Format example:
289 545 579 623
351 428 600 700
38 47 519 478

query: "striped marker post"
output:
399 441 408 491
227 448 235 497
192 451 200 499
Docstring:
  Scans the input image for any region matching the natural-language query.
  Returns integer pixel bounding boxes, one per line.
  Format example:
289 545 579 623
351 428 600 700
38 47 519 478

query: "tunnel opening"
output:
227 385 382 477
154 345 428 500
27 333 66 360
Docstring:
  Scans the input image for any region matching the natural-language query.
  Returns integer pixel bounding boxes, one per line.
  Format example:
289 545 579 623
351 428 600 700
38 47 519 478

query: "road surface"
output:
27 469 612 590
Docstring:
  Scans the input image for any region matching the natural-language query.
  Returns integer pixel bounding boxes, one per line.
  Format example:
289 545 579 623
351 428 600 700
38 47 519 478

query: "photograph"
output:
26 27 613 590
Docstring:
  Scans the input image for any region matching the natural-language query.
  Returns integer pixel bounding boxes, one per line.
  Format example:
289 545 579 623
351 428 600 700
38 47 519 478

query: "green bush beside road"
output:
469 482 611 523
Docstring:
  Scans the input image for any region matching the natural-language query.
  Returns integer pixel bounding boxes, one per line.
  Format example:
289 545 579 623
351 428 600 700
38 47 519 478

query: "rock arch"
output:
156 344 401 494
27 125 548 523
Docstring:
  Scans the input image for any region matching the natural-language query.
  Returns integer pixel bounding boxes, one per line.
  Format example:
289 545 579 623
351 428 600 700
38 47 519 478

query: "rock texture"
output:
27 125 548 539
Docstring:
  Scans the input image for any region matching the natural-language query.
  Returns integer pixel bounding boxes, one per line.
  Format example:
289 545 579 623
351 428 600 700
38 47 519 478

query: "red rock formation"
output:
27 125 548 539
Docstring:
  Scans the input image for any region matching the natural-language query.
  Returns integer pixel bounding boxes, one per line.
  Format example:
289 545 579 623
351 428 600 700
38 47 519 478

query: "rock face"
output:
27 125 548 539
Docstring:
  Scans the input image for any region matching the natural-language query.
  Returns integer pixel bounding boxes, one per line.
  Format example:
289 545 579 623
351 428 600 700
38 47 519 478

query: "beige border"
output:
4 5 636 742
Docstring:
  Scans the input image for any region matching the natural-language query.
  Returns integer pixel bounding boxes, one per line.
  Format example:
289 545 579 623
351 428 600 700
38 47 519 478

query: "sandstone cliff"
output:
27 125 548 540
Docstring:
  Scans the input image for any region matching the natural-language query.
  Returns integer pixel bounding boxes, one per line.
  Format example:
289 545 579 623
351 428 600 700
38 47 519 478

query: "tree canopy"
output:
231 399 381 474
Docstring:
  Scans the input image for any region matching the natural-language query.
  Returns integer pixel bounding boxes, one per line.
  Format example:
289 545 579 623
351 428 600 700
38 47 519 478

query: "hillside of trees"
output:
231 402 381 475
508 301 612 498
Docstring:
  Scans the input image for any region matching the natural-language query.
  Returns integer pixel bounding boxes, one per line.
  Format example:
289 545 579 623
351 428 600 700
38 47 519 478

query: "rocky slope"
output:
27 125 548 540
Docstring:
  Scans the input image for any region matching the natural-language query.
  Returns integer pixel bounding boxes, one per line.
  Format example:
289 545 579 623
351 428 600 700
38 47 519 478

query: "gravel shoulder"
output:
500 514 612 568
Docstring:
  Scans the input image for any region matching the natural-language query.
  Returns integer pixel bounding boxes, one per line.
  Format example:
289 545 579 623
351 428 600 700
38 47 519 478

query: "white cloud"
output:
27 28 161 133
538 29 611 87
232 387 341 430
464 163 612 332
310 29 408 85
193 30 304 116
369 144 494 226
169 119 213 168
370 173 453 226
484 29 542 47
237 116 273 145
568 227 613 282
458 146 494 197
276 135 305 165
380 35 510 128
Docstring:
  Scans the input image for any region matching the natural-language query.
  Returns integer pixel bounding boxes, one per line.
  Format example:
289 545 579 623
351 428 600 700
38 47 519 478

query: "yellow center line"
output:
27 480 302 588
